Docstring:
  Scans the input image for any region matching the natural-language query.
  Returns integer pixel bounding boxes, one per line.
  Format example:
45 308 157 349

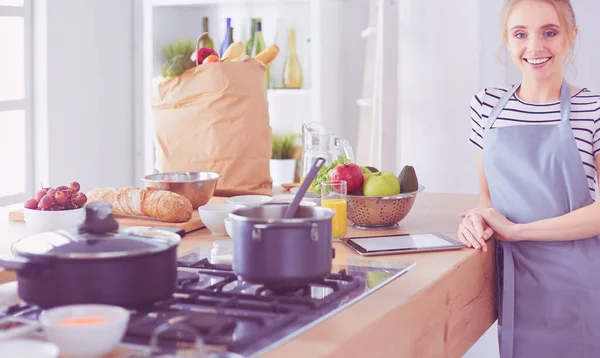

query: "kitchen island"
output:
0 191 496 357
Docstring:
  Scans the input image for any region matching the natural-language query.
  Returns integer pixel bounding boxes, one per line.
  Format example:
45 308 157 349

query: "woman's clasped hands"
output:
457 207 519 252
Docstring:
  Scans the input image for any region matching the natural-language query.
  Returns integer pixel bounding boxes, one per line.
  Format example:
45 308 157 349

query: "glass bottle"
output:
251 20 269 86
200 17 214 49
283 27 303 89
220 18 234 58
245 18 258 56
269 18 287 89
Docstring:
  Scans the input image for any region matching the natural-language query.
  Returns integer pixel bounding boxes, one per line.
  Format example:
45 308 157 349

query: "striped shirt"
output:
469 86 600 199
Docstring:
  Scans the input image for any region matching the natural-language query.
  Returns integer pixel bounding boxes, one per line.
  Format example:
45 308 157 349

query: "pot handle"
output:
252 222 320 242
0 253 32 271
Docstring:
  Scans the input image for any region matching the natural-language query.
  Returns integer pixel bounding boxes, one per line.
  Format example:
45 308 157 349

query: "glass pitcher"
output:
301 122 355 179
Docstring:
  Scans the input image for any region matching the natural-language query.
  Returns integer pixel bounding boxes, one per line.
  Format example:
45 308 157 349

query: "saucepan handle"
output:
252 222 320 242
0 253 32 271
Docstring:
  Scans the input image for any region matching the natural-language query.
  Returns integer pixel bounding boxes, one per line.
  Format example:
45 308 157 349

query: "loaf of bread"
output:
86 187 193 223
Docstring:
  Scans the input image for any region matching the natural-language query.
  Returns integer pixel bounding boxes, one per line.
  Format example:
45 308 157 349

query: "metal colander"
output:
346 185 425 229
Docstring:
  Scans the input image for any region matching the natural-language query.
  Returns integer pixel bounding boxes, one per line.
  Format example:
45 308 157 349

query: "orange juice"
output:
321 198 347 237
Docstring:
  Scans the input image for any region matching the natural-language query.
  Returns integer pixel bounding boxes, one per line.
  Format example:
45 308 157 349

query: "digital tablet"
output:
341 232 464 256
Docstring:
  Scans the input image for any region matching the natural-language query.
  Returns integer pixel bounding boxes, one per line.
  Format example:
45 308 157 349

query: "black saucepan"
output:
0 202 181 308
229 203 336 291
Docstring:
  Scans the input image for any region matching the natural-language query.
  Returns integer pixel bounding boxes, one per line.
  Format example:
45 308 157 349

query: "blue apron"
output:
483 79 600 358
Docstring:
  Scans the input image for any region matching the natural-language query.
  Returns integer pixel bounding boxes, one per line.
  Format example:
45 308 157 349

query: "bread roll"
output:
222 42 245 61
255 44 280 66
87 187 193 223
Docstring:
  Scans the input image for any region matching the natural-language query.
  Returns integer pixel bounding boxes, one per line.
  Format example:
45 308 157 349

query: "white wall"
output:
397 0 482 195
33 0 134 194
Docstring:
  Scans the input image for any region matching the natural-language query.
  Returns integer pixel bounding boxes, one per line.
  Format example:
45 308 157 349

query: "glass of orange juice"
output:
321 180 347 239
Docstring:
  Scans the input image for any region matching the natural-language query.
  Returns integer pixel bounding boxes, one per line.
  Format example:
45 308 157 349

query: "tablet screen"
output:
349 233 458 252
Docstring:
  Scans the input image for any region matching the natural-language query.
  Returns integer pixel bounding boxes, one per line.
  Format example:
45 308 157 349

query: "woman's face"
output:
505 0 574 81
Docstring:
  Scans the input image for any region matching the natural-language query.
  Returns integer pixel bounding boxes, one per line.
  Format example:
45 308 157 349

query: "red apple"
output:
329 163 364 193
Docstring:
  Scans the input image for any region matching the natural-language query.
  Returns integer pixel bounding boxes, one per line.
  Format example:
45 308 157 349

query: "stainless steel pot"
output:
229 204 335 291
0 202 181 308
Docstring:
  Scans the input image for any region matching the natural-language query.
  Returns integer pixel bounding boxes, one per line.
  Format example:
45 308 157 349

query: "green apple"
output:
363 171 401 196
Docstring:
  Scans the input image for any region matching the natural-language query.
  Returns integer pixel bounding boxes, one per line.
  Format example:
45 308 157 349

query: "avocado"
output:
365 166 379 173
398 165 419 193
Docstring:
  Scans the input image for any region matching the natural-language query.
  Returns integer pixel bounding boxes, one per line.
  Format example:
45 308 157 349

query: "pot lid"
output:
12 202 181 259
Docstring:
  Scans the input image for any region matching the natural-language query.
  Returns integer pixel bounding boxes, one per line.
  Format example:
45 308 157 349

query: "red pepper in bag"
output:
195 47 218 65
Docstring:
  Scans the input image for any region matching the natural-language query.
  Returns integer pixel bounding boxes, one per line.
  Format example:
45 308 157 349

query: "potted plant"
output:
270 133 299 186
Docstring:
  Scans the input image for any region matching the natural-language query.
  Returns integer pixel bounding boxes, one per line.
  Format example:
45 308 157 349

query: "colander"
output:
346 185 425 230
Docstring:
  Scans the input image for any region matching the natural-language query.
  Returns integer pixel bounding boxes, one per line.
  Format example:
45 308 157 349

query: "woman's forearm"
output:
514 201 600 242
477 195 492 209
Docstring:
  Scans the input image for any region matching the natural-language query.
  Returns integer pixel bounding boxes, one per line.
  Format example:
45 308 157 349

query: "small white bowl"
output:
0 339 60 358
24 207 85 234
227 195 273 207
39 304 130 358
224 216 234 238
199 204 245 236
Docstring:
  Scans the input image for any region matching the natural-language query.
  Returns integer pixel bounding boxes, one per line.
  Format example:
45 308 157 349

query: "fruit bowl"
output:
346 185 425 230
23 182 88 234
24 207 86 234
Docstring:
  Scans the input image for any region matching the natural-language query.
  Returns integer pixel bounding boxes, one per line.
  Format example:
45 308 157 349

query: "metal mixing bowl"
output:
141 172 220 209
346 185 425 230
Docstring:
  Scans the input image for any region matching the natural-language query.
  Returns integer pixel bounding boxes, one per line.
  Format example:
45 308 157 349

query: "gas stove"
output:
0 248 415 357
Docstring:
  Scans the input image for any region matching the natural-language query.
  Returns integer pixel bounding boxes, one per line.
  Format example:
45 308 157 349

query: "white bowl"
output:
227 195 273 207
199 204 245 236
24 207 85 234
39 304 130 358
272 194 319 207
0 339 60 358
224 216 234 238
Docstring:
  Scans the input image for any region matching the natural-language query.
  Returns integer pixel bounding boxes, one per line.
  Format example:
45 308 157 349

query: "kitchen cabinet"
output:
133 0 400 180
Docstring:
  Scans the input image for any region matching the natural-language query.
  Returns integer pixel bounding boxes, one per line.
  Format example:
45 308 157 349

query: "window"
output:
0 0 32 206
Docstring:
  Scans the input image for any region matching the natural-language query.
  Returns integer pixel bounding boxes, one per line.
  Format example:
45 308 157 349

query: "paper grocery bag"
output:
152 57 273 197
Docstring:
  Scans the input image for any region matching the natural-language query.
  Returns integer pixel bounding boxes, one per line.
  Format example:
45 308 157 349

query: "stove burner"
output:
186 315 236 334
177 271 200 286
256 285 311 297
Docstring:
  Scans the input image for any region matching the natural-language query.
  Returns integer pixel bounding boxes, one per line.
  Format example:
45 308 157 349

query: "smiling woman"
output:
459 1 600 358
501 0 578 99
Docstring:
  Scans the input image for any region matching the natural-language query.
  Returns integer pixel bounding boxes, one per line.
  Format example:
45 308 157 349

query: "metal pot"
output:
229 203 335 291
0 202 181 308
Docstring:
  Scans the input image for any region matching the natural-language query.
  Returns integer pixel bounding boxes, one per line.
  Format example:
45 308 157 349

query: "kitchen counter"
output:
0 191 497 357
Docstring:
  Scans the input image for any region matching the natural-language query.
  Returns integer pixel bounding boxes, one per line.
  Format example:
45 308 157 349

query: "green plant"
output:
271 133 298 160
163 39 195 60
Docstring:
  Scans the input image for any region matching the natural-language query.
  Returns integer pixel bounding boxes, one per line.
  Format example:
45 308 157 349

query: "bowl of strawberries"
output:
23 181 88 233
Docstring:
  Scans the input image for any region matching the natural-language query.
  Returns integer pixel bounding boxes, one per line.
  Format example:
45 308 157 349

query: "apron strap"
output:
500 242 515 358
559 78 572 123
486 85 519 131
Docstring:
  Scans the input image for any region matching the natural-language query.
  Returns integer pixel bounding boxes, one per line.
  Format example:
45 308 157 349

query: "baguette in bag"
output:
255 45 280 66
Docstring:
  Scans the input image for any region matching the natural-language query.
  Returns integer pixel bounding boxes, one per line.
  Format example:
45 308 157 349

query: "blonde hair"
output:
497 0 578 68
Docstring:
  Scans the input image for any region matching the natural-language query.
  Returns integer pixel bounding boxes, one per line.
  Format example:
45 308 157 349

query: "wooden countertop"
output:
0 191 497 357
181 192 497 357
